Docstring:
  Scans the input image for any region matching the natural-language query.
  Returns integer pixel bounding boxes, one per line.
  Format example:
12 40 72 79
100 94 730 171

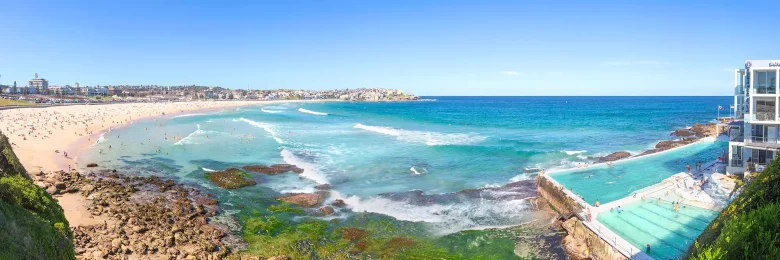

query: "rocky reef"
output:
242 164 304 175
34 169 237 260
207 168 257 189
596 151 631 163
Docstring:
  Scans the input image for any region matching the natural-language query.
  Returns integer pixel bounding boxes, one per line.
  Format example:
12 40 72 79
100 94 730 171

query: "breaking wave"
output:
239 118 283 144
261 108 283 114
281 149 328 184
564 150 587 155
353 123 486 146
202 167 217 172
298 108 328 116
331 191 531 235
172 113 208 118
173 124 225 146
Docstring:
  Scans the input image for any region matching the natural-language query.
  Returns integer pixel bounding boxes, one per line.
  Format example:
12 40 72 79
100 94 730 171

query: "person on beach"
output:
646 244 651 254
595 199 600 207
687 163 691 173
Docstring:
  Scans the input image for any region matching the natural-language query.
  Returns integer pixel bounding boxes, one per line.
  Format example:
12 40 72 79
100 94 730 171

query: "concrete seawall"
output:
537 174 647 260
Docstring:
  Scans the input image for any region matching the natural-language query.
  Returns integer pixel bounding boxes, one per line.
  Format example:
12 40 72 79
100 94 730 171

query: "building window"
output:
755 100 776 121
755 71 777 94
751 149 775 166
731 145 743 167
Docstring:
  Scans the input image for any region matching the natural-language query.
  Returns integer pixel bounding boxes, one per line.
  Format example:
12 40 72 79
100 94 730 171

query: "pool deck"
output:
583 161 736 260
541 135 737 260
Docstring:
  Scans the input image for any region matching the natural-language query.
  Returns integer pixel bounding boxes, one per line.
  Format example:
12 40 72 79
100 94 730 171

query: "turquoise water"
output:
549 140 727 205
597 200 719 260
80 96 730 234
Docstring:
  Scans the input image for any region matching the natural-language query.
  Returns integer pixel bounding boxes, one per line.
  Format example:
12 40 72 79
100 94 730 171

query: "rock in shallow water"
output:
276 192 326 207
242 164 304 175
596 151 631 163
207 168 256 189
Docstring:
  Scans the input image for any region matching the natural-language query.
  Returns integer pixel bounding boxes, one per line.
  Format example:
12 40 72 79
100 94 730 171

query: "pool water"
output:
549 140 727 205
597 200 719 260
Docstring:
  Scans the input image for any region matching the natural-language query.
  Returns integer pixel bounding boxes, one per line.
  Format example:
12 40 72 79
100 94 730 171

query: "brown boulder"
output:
276 193 325 207
314 184 331 190
317 206 335 216
655 140 692 151
86 163 98 167
670 129 694 137
331 199 346 207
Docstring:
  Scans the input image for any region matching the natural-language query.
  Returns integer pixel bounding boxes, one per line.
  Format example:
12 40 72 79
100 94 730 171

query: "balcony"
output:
753 112 777 122
753 87 777 95
746 136 780 149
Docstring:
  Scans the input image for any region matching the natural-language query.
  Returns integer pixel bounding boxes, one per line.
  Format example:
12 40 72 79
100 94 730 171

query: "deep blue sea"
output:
81 96 731 234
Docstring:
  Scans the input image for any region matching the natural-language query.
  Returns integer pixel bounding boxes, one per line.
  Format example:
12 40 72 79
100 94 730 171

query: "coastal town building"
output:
727 60 780 174
29 76 49 95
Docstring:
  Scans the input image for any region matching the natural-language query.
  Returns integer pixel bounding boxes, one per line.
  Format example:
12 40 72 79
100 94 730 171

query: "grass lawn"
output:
0 98 35 107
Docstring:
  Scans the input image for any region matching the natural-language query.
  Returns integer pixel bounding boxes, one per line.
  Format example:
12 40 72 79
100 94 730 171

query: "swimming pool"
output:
597 199 719 260
549 140 727 205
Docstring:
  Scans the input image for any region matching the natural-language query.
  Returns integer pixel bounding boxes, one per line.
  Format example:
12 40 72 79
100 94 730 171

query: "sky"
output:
0 0 778 96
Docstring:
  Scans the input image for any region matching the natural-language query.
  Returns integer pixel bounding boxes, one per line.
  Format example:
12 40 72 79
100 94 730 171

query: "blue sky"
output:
0 0 778 96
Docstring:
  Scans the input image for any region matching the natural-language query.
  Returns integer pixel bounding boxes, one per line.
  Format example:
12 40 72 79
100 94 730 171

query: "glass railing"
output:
754 87 776 94
753 112 776 121
747 136 780 147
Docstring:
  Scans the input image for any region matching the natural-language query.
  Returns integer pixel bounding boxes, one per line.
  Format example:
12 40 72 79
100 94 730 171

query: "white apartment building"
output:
727 60 780 174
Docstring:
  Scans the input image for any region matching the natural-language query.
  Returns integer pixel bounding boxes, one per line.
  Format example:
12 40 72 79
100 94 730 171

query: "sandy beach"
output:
0 100 328 174
0 100 328 228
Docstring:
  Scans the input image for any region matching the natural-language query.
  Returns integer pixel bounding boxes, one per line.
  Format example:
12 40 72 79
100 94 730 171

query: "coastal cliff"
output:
684 156 780 259
0 131 75 259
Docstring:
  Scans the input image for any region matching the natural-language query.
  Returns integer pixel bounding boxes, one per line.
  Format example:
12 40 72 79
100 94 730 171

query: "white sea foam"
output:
95 133 106 144
239 118 283 144
174 124 224 146
510 174 532 182
564 150 587 155
298 108 328 116
261 108 283 114
353 123 486 146
172 113 208 118
202 167 217 172
331 191 530 235
174 124 202 145
281 149 328 184
410 167 428 175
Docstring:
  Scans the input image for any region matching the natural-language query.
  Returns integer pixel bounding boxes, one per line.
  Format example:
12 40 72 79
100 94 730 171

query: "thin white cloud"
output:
600 60 666 67
500 71 520 76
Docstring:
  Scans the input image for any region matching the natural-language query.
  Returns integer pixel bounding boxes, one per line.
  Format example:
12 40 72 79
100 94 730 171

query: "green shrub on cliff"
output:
686 156 780 259
0 132 75 259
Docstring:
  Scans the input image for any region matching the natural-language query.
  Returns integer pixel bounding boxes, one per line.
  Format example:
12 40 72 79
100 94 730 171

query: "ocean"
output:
80 96 731 237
